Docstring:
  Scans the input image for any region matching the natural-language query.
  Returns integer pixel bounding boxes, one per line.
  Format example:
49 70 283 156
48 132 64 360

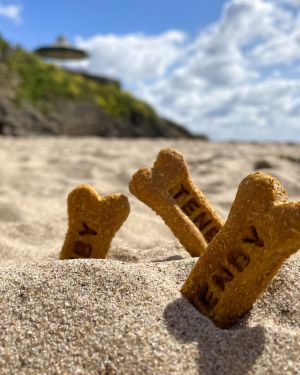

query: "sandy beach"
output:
0 137 299 374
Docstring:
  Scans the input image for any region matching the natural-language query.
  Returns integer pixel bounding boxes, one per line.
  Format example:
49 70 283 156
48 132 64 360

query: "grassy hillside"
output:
0 35 158 123
0 35 199 138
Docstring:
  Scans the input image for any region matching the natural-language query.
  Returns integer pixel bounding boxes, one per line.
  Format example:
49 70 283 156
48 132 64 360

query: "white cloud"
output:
250 16 300 66
0 3 22 23
75 0 300 140
76 31 187 83
275 0 300 6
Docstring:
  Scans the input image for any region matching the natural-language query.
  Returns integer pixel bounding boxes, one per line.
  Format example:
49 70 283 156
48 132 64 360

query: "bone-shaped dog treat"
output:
181 171 300 328
129 148 223 256
60 184 130 260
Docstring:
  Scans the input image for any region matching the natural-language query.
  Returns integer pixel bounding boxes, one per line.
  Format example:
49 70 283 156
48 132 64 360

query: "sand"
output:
0 137 299 374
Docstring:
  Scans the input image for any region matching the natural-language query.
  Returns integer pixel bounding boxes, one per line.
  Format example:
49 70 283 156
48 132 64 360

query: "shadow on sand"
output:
164 297 265 375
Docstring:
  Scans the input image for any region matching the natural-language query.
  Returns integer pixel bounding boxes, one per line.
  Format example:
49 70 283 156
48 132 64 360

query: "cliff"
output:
0 36 207 139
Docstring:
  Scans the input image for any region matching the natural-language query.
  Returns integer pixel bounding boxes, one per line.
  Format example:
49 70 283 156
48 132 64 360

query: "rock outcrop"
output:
0 36 207 139
0 98 204 138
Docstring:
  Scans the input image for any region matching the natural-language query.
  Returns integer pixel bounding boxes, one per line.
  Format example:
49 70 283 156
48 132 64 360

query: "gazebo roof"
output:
34 36 88 60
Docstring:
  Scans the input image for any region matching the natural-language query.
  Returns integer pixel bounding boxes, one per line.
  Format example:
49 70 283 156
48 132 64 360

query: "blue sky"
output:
0 0 226 48
1 0 300 141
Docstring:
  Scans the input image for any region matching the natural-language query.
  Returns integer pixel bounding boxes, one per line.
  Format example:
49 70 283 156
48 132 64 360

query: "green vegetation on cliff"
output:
0 35 198 138
1 35 158 122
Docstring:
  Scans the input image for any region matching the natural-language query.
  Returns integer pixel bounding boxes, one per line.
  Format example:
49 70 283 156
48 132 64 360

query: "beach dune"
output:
0 137 299 374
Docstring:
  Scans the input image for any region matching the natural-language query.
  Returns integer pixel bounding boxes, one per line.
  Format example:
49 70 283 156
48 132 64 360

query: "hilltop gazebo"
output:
34 35 88 61
34 35 120 89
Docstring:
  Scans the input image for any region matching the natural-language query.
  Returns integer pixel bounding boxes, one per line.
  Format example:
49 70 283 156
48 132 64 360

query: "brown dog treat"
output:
60 184 130 260
181 171 300 328
129 148 223 256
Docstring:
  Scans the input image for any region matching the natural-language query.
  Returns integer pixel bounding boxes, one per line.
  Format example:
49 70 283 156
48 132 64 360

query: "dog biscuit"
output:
129 148 223 256
181 172 300 328
60 184 130 260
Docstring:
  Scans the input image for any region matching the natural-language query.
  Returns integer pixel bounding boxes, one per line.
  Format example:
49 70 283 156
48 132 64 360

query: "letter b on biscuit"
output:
60 185 130 260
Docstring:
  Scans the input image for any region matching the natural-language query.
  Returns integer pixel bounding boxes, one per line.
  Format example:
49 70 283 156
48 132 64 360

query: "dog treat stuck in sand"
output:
60 185 130 260
129 148 223 257
181 172 300 328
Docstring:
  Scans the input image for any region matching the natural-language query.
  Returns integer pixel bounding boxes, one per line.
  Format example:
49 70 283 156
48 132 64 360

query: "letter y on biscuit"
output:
60 185 130 260
182 172 300 328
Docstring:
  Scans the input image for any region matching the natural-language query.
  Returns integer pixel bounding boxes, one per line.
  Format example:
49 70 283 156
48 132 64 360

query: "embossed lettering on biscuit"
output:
129 148 223 256
60 184 130 260
181 172 300 328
